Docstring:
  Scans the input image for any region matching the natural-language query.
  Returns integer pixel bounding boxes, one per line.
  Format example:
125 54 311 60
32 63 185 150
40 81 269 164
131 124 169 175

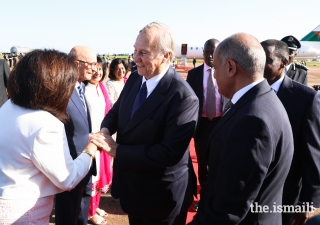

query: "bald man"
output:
55 46 98 225
186 39 227 211
189 34 293 225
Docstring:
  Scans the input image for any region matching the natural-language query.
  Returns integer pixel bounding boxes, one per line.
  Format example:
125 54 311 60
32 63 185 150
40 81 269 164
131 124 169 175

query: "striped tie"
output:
223 100 233 116
77 84 87 112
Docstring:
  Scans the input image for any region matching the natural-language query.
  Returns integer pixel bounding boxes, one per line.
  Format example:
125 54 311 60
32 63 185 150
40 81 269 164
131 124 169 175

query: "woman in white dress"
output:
0 49 99 224
105 58 128 106
85 57 113 225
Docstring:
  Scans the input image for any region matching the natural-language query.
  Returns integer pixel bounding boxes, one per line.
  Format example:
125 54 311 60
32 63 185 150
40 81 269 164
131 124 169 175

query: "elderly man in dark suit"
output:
55 46 98 225
261 39 320 225
186 38 227 211
281 35 308 85
0 59 10 107
92 22 198 225
189 33 294 225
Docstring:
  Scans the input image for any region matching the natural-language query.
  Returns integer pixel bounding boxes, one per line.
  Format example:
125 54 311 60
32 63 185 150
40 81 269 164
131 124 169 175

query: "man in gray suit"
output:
55 46 97 225
0 59 10 107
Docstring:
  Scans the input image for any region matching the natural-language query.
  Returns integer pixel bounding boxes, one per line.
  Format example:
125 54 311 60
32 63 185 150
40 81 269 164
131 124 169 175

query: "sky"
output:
1 0 319 55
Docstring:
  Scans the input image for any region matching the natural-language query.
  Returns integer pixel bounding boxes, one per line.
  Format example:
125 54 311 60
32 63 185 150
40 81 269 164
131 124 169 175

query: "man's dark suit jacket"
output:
186 64 227 125
101 66 198 220
55 88 93 225
186 64 228 189
287 63 308 85
278 76 320 225
190 80 294 225
0 59 10 107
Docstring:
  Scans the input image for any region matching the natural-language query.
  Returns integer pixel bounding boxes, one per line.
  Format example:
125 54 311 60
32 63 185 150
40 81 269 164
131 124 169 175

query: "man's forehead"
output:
79 52 96 62
134 32 158 51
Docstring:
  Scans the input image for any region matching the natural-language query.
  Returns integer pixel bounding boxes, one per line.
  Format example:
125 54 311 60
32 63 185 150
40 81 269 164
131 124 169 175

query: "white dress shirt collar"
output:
141 65 170 97
231 78 265 104
270 74 285 93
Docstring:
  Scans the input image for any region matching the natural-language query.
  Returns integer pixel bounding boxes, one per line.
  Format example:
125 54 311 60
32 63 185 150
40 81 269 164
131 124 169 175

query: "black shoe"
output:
193 202 199 212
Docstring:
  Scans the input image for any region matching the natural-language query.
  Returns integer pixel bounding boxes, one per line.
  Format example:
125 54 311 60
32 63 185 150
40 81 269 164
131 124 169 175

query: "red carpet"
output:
175 65 194 71
186 139 200 224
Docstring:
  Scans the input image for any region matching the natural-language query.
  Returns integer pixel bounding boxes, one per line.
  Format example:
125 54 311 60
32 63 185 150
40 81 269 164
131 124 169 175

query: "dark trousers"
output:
194 117 220 189
127 171 194 225
128 210 188 225
55 184 91 225
282 212 294 225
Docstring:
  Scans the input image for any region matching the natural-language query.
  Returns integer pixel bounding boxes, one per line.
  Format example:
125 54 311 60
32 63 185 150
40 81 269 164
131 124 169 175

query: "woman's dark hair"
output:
102 61 109 81
108 58 128 80
7 49 78 122
97 56 107 82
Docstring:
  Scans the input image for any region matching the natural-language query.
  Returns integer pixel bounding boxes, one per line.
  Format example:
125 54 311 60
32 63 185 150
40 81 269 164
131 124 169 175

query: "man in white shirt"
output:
261 39 320 225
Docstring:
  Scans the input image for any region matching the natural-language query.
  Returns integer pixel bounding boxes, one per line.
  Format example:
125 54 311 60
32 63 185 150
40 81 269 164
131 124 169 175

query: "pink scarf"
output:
96 82 112 192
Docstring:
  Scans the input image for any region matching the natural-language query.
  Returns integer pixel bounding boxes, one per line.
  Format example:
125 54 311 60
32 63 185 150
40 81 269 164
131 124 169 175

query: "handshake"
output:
89 128 118 158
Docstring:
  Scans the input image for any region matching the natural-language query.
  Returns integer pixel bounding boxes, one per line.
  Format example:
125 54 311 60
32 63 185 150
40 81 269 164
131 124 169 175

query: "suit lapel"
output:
70 89 89 127
122 67 173 134
119 74 143 131
195 65 204 107
277 76 294 107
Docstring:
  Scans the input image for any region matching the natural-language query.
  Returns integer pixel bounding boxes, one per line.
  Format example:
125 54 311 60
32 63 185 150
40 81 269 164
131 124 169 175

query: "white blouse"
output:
105 80 125 106
0 101 92 200
84 83 106 133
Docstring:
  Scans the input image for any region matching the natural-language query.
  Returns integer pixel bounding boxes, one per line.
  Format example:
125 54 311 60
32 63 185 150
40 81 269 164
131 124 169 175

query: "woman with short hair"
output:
0 49 99 224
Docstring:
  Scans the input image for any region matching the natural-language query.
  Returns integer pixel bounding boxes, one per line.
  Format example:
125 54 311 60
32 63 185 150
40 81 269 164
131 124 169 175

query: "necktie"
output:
206 69 216 120
77 84 87 112
223 100 234 116
131 81 147 118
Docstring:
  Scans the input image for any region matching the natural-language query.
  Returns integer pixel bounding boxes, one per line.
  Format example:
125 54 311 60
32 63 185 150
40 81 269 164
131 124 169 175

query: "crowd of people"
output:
0 21 320 225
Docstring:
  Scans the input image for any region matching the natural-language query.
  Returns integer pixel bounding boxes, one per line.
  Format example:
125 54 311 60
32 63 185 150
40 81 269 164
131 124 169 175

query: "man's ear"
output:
227 59 237 77
162 52 171 63
282 58 289 67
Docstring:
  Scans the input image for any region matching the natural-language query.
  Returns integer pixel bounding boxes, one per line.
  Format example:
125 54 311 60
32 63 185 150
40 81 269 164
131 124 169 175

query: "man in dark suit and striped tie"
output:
261 39 320 225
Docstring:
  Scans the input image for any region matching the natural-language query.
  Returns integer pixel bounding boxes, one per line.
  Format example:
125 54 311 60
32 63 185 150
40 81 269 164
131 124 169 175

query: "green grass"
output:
305 61 320 67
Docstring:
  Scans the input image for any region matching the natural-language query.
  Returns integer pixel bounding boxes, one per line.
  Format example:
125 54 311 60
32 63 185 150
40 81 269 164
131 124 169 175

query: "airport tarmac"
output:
49 64 320 225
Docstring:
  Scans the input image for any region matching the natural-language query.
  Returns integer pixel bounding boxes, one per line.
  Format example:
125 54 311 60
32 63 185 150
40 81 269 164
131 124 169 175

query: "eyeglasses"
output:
76 59 98 68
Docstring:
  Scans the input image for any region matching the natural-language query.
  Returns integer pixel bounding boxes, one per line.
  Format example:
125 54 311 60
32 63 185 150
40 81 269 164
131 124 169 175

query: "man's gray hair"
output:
140 22 175 62
217 33 266 76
